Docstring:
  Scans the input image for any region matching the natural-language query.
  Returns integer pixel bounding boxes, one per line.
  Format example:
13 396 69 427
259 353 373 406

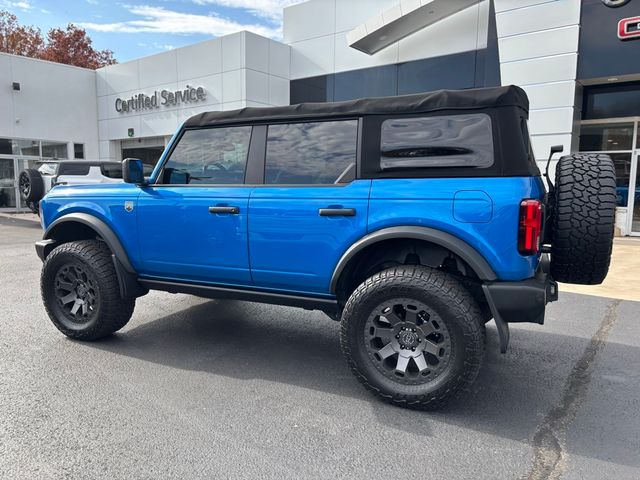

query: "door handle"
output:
318 208 356 217
209 206 240 214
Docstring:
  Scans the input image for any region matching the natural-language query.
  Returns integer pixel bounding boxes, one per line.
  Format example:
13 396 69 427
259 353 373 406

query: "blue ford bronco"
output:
35 86 616 409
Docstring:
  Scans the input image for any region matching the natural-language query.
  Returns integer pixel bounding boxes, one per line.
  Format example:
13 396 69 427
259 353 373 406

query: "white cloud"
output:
137 41 175 51
79 4 281 38
192 0 305 22
86 0 99 5
40 8 51 14
0 0 33 10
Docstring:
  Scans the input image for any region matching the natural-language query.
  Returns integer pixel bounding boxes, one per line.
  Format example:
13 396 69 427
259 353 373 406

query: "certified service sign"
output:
618 16 640 39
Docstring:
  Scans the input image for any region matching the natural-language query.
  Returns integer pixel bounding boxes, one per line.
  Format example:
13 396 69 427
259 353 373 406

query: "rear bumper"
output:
483 268 557 325
482 255 558 352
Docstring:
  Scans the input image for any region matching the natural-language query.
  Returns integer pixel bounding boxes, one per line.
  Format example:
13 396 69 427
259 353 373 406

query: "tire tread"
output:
41 240 135 340
340 266 485 410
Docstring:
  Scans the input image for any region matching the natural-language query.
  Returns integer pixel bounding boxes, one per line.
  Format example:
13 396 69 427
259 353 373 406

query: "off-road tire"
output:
41 240 135 340
26 200 39 215
19 169 44 203
340 266 485 410
550 153 616 285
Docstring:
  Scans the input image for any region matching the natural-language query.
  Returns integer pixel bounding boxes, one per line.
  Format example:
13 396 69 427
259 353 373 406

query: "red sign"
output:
618 16 640 39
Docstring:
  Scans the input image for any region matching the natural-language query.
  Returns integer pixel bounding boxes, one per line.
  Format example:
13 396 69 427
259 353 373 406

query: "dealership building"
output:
0 0 639 235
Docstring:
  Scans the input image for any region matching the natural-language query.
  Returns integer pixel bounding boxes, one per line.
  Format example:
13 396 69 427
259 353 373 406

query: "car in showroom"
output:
32 85 616 409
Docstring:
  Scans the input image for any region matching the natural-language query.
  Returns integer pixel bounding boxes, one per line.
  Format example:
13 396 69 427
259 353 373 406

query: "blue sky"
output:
1 0 304 62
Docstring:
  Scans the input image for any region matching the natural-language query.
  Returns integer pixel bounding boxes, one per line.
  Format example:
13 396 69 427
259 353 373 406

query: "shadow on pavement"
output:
90 298 639 469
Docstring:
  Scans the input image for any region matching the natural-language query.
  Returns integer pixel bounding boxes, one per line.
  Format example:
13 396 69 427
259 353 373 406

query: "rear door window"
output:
380 114 494 170
265 120 358 184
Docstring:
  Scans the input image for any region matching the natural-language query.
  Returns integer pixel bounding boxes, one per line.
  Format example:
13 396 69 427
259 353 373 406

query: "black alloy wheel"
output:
340 266 485 409
53 263 99 327
41 240 136 340
19 172 31 199
364 299 451 385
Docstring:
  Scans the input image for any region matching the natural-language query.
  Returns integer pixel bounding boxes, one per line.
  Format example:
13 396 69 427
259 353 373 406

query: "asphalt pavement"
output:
1 214 638 479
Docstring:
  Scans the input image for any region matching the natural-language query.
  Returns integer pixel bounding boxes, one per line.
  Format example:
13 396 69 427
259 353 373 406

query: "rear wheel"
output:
41 240 135 340
340 266 485 409
549 153 616 284
18 169 44 203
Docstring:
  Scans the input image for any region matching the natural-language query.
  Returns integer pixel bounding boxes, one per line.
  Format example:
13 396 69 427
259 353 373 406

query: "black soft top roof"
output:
184 85 529 128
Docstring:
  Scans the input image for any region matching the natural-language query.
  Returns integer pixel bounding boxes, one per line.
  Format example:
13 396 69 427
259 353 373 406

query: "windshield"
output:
36 162 58 176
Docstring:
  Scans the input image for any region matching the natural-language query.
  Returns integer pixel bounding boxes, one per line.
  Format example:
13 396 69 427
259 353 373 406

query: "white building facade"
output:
1 0 639 235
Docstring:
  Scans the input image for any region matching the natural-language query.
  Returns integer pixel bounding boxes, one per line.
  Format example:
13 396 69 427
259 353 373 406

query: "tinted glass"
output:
380 114 494 169
13 139 40 156
162 126 251 185
101 163 123 179
122 146 164 167
0 138 11 155
333 65 396 102
289 51 498 105
41 141 67 159
582 83 640 120
265 120 358 185
397 51 476 95
58 163 91 176
74 143 85 159
609 153 633 207
290 75 334 104
579 123 634 151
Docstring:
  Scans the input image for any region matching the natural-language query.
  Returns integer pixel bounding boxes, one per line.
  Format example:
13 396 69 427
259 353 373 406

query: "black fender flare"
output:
42 212 135 272
329 226 497 293
38 213 146 298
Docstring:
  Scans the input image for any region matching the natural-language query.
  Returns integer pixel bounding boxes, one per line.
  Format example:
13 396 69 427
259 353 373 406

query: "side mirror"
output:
123 158 145 184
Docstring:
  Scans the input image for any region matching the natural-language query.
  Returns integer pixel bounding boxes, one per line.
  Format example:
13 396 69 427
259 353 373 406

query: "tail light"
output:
518 199 542 255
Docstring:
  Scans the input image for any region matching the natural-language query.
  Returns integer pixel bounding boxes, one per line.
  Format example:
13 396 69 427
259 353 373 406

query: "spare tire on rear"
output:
19 169 45 203
549 153 616 285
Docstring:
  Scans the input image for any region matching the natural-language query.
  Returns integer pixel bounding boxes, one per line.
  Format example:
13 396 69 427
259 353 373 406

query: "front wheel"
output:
340 266 485 409
41 240 135 340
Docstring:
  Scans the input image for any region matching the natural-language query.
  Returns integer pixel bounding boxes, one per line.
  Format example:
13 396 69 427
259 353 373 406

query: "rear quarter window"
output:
100 163 123 179
380 114 494 170
57 164 91 176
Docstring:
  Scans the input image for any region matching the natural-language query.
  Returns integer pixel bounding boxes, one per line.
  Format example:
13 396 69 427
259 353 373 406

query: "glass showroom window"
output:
579 122 636 208
0 138 40 156
41 141 68 159
74 143 85 159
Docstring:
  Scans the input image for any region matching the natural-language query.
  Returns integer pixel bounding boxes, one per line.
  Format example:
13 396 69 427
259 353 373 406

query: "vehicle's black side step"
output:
139 278 339 313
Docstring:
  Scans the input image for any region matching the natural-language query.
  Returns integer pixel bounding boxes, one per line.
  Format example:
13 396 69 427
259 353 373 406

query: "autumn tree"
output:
41 23 116 69
0 10 116 69
0 10 44 57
